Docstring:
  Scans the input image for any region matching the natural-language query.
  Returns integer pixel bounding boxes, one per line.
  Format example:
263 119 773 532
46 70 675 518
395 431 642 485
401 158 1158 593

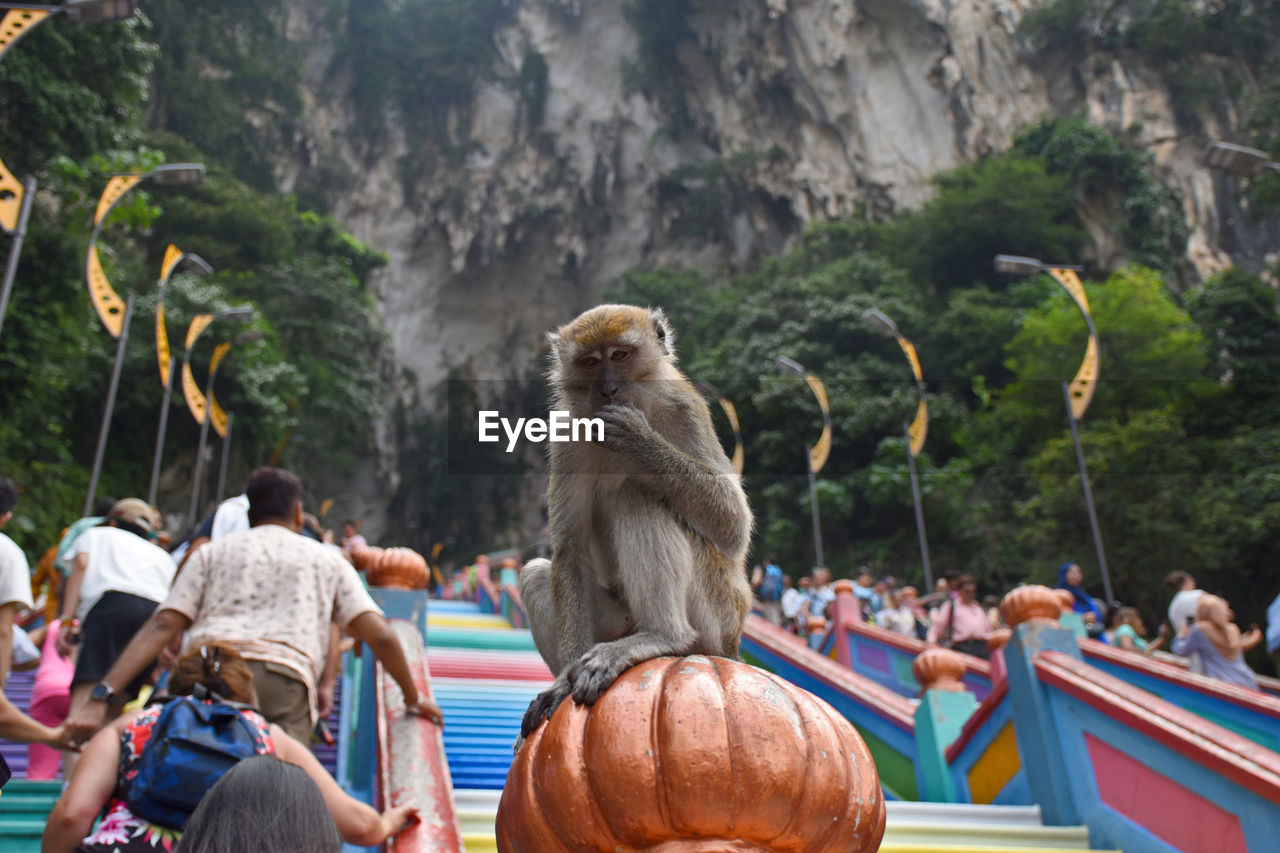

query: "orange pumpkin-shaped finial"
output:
497 655 885 852
366 546 429 590
914 647 970 692
1000 585 1064 629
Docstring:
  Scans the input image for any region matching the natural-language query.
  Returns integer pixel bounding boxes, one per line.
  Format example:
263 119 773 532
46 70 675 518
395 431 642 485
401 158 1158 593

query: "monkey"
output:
517 304 753 740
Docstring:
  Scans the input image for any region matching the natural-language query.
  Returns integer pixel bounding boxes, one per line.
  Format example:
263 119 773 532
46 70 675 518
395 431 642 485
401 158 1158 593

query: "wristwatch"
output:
89 681 124 709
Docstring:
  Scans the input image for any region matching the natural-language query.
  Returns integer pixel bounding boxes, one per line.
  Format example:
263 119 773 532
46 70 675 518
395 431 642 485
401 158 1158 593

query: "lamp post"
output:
0 1 140 342
146 245 214 505
774 356 831 569
81 162 204 516
1202 141 1280 177
695 381 745 476
995 254 1113 605
863 308 933 591
183 311 254 524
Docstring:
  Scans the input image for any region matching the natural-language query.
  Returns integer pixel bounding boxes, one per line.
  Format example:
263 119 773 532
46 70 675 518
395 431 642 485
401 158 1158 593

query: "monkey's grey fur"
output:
518 304 753 740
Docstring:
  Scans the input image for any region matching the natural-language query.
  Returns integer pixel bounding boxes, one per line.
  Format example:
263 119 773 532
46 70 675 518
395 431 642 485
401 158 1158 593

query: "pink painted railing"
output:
375 618 463 852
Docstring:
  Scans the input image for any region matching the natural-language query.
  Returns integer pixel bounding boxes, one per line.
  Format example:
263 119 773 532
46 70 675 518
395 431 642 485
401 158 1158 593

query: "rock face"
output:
271 0 1270 536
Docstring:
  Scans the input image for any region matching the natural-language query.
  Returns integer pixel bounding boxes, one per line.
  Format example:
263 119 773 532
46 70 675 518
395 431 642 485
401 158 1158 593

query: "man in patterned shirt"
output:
65 468 442 745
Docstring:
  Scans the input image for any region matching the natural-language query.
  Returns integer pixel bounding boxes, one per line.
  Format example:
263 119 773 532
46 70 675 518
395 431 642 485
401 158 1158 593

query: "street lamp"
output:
774 356 832 569
695 381 745 476
863 307 933 591
0 1 141 342
182 309 254 524
146 245 214 505
1202 141 1280 177
995 254 1113 605
81 162 205 515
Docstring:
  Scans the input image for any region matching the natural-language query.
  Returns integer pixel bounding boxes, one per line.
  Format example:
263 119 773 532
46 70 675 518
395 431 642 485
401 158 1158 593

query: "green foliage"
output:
0 7 393 560
141 0 304 190
1014 118 1187 274
517 49 549 128
890 154 1084 292
336 0 506 146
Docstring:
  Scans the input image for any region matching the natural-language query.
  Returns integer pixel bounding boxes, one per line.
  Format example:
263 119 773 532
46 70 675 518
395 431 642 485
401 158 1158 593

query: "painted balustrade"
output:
828 580 993 699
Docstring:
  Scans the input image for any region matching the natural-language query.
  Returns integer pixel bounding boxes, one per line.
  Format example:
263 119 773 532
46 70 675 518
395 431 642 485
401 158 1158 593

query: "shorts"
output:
245 660 312 744
72 591 160 699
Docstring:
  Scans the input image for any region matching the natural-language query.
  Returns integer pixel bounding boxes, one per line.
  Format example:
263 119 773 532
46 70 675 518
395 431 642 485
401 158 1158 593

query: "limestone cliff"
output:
268 0 1272 537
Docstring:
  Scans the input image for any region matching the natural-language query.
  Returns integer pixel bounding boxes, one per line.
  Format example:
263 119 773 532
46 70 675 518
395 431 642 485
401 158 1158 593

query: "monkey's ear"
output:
650 308 675 358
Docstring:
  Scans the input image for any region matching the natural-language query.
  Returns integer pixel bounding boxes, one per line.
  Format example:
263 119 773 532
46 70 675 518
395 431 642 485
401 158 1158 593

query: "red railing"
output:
744 616 916 731
375 619 463 852
1036 650 1280 807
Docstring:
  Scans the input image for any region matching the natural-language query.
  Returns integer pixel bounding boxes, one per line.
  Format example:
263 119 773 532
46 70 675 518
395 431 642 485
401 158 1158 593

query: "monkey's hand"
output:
520 678 572 740
598 403 657 457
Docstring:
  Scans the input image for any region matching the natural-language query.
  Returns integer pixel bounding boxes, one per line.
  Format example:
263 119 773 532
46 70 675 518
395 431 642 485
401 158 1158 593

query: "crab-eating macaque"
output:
518 304 753 739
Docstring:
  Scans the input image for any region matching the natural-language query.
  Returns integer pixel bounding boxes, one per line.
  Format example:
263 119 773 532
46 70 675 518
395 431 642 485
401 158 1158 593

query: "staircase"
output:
426 599 1113 852
425 599 551 852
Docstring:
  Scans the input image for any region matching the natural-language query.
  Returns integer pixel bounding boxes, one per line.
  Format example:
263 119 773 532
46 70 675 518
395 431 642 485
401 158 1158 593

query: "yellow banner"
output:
908 400 928 457
1049 267 1100 420
94 174 144 227
804 374 832 473
182 359 207 425
160 243 183 282
207 342 231 438
0 153 23 234
717 397 745 476
155 303 171 387
185 313 213 350
87 246 126 337
0 9 50 64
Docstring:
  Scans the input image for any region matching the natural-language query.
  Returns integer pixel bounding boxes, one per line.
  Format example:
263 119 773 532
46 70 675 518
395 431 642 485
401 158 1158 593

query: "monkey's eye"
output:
579 356 601 368
610 349 630 362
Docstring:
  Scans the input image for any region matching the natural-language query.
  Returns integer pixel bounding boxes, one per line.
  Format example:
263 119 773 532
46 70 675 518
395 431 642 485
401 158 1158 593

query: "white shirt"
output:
64 526 176 620
877 606 918 637
1168 589 1204 632
210 494 250 540
781 587 805 620
0 531 33 610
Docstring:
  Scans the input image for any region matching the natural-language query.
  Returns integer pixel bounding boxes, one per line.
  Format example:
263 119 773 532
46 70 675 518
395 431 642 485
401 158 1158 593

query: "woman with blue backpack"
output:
42 644 418 853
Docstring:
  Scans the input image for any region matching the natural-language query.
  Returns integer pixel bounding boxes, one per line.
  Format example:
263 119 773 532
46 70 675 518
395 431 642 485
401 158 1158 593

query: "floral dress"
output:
77 702 274 853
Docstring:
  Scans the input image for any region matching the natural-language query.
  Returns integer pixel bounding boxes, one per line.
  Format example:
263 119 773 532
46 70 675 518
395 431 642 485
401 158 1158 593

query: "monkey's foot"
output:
566 644 633 705
520 680 571 740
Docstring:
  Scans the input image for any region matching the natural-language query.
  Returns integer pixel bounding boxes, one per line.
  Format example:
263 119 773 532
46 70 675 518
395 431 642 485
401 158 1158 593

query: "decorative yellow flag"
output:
1048 268 1100 421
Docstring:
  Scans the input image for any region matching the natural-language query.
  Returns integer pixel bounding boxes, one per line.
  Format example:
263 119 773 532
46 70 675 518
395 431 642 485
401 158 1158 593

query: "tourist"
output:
1171 595 1261 690
875 590 917 637
0 475 34 686
926 574 992 658
782 576 810 634
340 520 367 559
1056 562 1104 636
25 620 76 778
751 557 785 626
58 499 173 773
1164 570 1204 637
43 646 418 852
806 567 837 625
1112 607 1168 655
64 468 443 748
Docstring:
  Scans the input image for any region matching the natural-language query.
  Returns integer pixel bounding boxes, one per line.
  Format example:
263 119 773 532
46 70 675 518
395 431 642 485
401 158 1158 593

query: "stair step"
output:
882 823 1090 849
885 801 1044 826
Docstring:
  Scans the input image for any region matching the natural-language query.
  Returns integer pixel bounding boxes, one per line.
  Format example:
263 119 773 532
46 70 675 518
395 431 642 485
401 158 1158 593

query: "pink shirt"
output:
31 622 75 707
927 599 993 645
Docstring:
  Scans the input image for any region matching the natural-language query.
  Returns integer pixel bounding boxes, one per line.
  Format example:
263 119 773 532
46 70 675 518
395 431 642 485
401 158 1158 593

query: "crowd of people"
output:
751 558 1270 686
0 469 441 851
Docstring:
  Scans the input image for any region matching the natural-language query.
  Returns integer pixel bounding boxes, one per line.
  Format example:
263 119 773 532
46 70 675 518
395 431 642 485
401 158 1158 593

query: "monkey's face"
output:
549 304 677 414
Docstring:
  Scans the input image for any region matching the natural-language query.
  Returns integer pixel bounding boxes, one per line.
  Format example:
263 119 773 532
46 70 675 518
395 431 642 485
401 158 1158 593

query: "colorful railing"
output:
825 582 993 700
1080 638 1280 751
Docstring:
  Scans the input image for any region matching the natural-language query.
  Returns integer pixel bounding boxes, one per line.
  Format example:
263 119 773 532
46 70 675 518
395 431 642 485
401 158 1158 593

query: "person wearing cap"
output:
56 498 174 773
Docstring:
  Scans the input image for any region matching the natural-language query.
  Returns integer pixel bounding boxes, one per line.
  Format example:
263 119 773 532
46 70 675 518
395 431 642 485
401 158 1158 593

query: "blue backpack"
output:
125 690 265 829
759 564 785 601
